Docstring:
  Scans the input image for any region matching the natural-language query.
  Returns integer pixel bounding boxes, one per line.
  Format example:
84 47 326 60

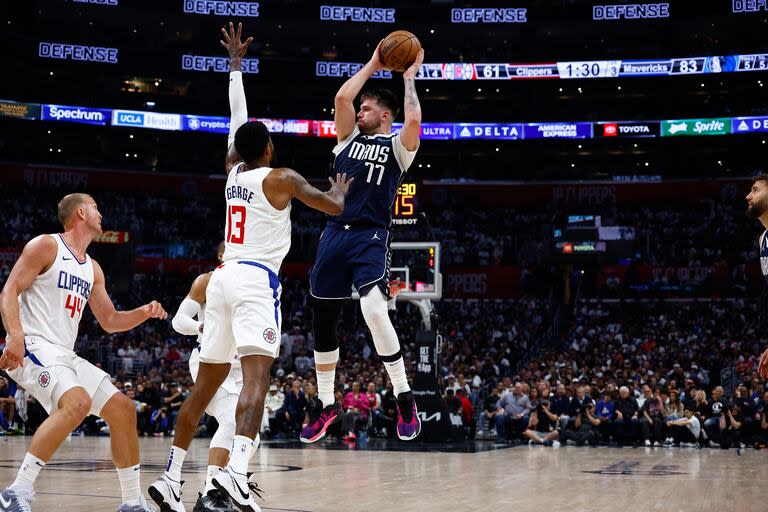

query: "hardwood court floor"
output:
0 436 765 511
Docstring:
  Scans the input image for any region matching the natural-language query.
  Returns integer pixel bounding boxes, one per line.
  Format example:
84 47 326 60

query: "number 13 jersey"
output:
222 164 292 274
330 127 418 228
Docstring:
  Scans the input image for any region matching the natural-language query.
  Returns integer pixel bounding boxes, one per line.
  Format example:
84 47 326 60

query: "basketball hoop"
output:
387 279 407 310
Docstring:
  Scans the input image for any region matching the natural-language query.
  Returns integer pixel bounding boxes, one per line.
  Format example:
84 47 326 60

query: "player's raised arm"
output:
0 236 58 371
171 273 209 336
221 22 254 174
399 49 424 151
88 260 167 333
334 42 387 143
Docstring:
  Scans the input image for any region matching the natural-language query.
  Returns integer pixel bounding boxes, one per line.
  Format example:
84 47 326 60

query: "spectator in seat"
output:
456 389 476 439
282 380 307 437
692 389 708 425
549 383 572 431
341 381 371 441
0 377 16 430
481 384 503 435
495 382 531 442
733 384 756 442
595 389 615 443
717 402 744 450
640 392 666 447
560 402 601 446
752 391 768 450
614 386 641 446
703 386 726 446
524 396 560 447
374 381 397 438
262 383 284 437
665 405 701 447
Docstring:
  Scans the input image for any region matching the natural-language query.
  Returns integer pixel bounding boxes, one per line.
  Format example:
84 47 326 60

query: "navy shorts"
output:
310 223 391 300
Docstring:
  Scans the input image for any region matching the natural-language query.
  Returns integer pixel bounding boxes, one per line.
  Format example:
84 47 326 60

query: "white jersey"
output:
222 164 291 274
18 234 94 351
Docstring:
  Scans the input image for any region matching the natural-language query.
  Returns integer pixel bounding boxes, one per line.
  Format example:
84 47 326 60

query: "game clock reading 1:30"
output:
392 182 418 225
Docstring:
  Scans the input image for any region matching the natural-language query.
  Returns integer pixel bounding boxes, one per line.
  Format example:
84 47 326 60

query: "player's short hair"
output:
752 173 768 186
234 121 271 162
57 193 92 227
217 241 225 256
360 88 400 118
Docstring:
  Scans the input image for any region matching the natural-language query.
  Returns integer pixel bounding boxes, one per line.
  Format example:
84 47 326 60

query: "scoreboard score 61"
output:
392 182 418 225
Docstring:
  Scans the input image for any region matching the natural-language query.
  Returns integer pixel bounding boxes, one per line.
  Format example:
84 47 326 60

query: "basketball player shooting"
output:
301 39 425 443
0 194 167 512
747 174 768 380
150 23 352 512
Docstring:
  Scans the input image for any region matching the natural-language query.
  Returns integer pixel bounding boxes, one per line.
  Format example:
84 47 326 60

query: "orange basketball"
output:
378 30 421 72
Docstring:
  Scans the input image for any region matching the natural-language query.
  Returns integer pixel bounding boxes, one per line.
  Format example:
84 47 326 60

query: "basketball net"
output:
387 279 407 311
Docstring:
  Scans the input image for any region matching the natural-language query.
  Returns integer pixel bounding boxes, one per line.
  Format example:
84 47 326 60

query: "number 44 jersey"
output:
330 127 418 228
222 164 291 274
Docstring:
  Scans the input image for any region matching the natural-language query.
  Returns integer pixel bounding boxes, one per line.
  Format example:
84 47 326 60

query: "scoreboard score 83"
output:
392 182 419 225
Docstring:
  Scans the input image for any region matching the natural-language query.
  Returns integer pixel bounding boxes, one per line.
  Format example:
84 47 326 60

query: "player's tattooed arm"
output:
400 49 425 151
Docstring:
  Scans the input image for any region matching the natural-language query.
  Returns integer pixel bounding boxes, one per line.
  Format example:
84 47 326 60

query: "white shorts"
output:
189 348 242 418
199 261 282 363
8 337 118 416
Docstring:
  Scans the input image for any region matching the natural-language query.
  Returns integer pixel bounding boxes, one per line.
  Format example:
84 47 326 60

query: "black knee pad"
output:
312 297 345 353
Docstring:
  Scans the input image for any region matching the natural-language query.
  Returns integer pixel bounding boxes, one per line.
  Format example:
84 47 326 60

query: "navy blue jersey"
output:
330 127 417 227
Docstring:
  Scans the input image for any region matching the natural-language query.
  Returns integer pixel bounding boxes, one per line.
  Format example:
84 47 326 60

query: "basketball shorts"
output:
310 224 392 300
199 260 282 363
189 347 242 418
8 336 118 416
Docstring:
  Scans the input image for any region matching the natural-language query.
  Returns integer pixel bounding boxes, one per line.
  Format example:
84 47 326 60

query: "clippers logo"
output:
263 328 277 344
38 371 51 388
603 123 618 136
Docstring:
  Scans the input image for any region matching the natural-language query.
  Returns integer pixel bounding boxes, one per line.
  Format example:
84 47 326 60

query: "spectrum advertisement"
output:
11 99 768 142
42 104 110 126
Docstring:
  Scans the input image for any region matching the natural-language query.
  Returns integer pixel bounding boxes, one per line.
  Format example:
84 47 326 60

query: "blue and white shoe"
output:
0 488 33 512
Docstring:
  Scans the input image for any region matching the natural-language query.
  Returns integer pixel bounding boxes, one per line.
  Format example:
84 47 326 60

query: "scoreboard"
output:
392 182 418 226
414 53 765 80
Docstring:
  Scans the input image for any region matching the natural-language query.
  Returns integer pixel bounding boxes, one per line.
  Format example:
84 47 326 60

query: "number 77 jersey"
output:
222 164 292 273
330 127 418 228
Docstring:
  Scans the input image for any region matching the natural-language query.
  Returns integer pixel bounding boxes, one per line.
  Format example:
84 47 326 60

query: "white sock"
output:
163 445 187 483
11 453 45 492
316 369 336 408
384 357 410 396
116 464 142 506
227 435 253 475
204 465 222 495
359 287 409 396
